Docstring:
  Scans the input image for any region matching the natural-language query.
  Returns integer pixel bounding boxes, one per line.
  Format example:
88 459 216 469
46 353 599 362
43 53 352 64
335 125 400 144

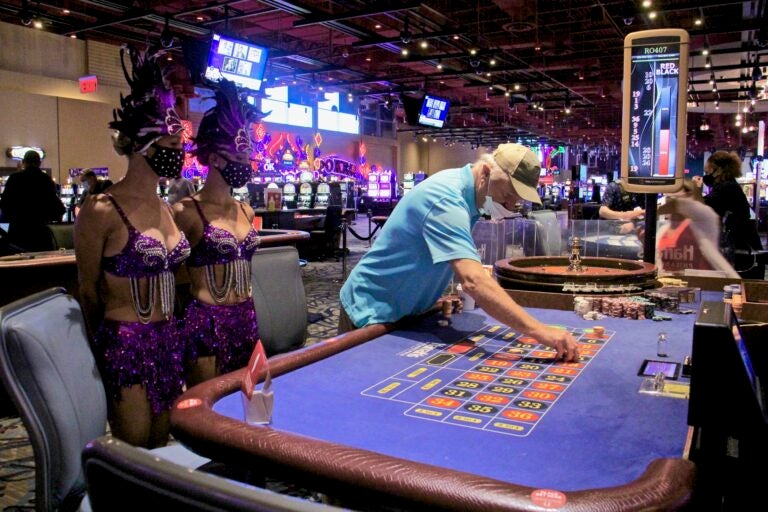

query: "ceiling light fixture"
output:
699 118 709 131
18 0 33 26
400 17 412 44
159 15 174 48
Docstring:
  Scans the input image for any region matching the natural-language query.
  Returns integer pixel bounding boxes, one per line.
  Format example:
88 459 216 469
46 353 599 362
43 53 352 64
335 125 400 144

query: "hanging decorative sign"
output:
6 146 45 161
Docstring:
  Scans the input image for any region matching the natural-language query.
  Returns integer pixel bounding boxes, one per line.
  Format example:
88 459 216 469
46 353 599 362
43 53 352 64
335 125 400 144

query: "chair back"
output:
323 205 343 236
48 223 75 250
83 436 340 512
0 288 107 511
251 246 308 355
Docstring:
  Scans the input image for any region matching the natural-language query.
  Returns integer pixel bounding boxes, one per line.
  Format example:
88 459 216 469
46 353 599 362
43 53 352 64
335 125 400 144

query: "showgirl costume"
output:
96 195 190 413
181 79 265 374
92 46 190 415
183 198 261 373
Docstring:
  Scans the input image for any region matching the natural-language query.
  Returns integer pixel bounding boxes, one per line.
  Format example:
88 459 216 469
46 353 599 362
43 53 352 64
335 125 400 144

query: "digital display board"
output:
418 94 450 128
620 29 688 193
204 33 269 92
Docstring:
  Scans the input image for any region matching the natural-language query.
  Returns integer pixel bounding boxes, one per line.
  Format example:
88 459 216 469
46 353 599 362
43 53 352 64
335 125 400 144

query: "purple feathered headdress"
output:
194 79 262 158
109 45 183 150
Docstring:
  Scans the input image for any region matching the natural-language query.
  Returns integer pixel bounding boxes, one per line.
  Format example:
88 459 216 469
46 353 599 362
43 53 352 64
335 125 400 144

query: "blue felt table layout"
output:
361 323 612 437
215 295 719 491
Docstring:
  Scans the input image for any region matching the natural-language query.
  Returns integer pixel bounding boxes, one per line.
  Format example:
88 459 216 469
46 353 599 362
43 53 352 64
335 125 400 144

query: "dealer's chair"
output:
251 246 308 356
0 288 209 512
83 436 341 512
308 205 344 261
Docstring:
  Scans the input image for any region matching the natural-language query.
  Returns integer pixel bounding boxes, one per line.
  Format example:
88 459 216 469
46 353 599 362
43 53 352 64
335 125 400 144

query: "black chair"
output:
83 436 342 512
309 205 344 260
0 288 209 512
48 223 75 250
251 246 308 356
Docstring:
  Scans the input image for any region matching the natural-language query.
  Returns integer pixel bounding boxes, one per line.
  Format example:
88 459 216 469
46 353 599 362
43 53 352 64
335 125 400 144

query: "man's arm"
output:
598 204 644 221
450 258 579 361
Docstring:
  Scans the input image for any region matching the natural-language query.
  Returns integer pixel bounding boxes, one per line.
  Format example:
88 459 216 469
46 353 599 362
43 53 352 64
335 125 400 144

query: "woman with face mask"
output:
173 79 265 387
74 46 190 448
701 150 764 279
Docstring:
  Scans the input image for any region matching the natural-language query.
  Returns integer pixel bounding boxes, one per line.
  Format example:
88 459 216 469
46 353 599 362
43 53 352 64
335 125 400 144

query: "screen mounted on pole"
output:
620 29 689 193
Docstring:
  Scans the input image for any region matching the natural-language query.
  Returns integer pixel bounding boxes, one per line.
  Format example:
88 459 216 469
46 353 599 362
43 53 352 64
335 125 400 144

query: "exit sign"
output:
79 75 98 94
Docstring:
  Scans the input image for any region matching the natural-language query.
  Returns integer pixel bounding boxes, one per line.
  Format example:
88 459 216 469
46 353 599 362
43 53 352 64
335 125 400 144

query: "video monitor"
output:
620 29 689 193
204 33 269 92
418 94 450 128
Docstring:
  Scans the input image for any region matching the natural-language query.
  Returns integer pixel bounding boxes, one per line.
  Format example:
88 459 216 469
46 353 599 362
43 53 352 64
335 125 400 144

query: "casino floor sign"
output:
361 323 611 436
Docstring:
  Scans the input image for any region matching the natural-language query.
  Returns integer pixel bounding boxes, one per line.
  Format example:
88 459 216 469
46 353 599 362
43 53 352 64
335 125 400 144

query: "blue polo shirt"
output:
340 164 481 327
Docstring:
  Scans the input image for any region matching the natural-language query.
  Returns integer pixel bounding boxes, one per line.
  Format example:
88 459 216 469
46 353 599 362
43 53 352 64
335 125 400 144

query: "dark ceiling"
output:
2 0 767 153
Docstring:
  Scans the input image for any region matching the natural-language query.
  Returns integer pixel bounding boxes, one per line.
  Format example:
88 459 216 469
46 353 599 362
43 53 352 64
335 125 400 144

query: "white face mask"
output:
482 178 516 220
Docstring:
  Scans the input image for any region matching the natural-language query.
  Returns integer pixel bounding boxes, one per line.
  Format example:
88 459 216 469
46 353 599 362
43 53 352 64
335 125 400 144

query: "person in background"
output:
599 178 645 234
0 150 65 252
656 179 738 278
174 79 264 386
699 150 765 279
77 169 113 208
74 46 190 448
338 143 579 362
167 174 196 204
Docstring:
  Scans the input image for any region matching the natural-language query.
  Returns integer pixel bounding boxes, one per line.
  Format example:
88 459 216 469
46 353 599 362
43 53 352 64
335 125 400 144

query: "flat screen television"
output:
204 32 269 92
418 94 450 128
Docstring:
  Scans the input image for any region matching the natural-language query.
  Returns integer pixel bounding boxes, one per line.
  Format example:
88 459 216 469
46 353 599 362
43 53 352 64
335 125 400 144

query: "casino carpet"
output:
0 216 373 510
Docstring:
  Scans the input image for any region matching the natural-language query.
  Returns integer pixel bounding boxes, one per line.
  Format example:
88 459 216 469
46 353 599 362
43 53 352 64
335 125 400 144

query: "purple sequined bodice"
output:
101 195 191 278
187 198 260 267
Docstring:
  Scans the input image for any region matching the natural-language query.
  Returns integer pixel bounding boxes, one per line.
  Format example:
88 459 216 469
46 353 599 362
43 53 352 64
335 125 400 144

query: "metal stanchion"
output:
341 218 348 279
367 209 373 248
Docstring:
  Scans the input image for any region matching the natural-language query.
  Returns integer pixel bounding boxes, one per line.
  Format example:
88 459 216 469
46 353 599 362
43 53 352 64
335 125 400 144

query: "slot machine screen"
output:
620 29 688 193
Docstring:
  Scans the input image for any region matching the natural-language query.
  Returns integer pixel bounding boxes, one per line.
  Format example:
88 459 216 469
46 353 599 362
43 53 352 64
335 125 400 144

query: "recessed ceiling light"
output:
62 9 70 15
375 24 382 29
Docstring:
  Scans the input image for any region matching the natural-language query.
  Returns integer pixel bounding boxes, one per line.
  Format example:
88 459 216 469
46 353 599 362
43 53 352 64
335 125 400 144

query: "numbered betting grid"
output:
361 324 613 436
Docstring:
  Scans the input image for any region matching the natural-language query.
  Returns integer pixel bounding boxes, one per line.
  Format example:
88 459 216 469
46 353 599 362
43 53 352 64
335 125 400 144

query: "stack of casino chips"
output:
644 292 681 313
573 295 655 320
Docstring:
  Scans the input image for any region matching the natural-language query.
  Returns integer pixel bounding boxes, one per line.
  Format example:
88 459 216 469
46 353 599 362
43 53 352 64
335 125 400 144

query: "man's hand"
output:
529 325 580 362
624 206 645 220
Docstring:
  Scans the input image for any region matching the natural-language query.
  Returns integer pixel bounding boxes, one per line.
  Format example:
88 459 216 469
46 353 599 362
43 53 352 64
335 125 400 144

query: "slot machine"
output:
265 183 282 211
298 183 314 208
315 182 330 208
378 170 392 201
59 182 75 222
585 181 594 202
402 172 415 195
247 183 265 209
366 173 379 200
283 183 297 209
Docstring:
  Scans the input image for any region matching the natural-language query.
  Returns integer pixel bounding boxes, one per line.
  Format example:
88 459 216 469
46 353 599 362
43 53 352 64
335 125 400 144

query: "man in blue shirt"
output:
339 143 578 362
